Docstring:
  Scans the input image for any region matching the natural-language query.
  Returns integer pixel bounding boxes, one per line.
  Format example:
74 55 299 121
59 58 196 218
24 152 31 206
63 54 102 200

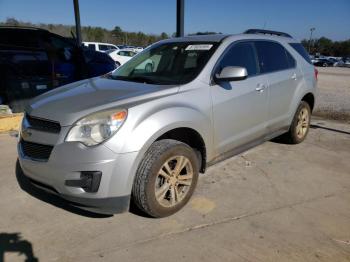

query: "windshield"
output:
110 42 218 85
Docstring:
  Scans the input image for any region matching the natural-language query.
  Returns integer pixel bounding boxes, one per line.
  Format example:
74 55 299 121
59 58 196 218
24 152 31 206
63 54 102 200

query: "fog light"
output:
65 171 102 193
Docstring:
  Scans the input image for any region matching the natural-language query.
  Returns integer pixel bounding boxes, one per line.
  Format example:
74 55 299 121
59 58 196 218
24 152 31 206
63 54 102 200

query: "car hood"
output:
27 76 179 126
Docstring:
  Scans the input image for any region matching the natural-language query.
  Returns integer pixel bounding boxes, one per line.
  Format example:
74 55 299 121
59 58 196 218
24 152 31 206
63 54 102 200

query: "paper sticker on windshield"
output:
185 44 213 51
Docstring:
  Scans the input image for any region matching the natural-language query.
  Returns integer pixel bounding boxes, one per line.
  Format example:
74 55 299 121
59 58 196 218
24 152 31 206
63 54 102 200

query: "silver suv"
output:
17 29 317 217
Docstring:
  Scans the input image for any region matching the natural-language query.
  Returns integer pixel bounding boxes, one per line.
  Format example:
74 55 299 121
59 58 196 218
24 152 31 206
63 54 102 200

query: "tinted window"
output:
99 44 109 51
87 44 96 50
289 43 312 64
0 30 40 49
255 41 290 73
48 35 74 49
285 49 296 68
218 42 258 76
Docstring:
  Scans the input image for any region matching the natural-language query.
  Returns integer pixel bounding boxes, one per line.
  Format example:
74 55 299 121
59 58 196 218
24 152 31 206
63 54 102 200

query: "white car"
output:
106 49 137 66
133 47 144 53
83 42 119 52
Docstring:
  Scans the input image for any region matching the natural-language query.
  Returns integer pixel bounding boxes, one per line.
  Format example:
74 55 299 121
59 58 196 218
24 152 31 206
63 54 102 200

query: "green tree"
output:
112 26 123 37
160 32 169 39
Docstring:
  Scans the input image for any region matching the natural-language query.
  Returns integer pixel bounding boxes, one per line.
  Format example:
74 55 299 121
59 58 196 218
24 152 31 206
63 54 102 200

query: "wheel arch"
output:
156 127 207 173
301 92 315 112
111 106 213 194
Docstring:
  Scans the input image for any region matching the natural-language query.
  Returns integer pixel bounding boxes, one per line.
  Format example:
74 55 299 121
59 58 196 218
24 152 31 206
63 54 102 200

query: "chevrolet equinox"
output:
17 29 317 217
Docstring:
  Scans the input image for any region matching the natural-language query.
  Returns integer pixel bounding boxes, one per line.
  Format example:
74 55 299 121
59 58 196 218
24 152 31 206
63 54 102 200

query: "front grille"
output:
26 115 61 133
20 139 54 161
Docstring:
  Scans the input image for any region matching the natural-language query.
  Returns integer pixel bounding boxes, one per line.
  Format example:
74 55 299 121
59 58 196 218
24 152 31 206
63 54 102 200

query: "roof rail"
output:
244 29 292 38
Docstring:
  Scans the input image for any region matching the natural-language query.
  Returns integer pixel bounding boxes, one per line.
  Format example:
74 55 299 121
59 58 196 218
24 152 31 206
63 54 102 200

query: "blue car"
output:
0 26 116 112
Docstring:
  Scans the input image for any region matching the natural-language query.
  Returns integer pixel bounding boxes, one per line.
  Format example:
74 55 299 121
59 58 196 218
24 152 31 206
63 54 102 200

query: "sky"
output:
0 0 349 41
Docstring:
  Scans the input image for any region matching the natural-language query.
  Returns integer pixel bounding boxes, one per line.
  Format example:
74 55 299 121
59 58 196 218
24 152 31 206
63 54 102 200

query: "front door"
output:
211 41 269 155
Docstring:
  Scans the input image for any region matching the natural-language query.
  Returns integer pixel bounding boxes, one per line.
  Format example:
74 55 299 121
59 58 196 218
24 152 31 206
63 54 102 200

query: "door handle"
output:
255 84 266 93
291 73 297 80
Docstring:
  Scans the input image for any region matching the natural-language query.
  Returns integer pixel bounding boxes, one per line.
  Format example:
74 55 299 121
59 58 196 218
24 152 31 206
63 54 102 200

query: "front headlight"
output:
66 109 127 146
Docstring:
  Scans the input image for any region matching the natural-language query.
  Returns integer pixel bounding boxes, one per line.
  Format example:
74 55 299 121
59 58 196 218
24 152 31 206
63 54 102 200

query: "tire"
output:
283 101 311 144
115 61 121 67
132 139 199 218
323 62 327 67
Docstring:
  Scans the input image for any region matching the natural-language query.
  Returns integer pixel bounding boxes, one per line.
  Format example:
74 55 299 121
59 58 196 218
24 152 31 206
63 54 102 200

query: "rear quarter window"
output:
289 43 312 64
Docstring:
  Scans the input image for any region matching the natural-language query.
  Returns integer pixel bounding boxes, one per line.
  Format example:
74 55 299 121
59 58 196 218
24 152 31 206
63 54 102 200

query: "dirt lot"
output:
314 67 350 121
0 68 350 261
1 118 350 262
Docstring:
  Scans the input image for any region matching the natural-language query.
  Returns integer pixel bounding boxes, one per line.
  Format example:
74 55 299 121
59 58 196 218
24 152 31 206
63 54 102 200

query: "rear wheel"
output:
132 139 199 218
283 101 311 144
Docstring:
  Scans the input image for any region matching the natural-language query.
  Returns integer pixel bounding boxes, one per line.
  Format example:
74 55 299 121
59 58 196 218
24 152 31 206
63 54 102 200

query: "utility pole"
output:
73 0 82 45
176 0 184 37
308 27 315 54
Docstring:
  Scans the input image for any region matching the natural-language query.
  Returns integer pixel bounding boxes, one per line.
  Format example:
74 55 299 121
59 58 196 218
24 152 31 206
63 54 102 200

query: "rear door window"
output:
255 41 291 73
218 41 258 76
285 49 296 68
98 44 109 51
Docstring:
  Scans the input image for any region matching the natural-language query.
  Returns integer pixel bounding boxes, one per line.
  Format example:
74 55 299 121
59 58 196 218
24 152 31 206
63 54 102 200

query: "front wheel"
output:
283 101 311 144
132 139 199 218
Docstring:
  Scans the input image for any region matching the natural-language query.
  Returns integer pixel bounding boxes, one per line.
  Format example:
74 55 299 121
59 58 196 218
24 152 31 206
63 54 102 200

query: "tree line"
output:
1 18 349 56
1 18 170 47
301 37 350 57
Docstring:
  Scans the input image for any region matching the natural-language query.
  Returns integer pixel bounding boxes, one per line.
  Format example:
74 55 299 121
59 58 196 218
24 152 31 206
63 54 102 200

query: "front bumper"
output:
17 140 139 214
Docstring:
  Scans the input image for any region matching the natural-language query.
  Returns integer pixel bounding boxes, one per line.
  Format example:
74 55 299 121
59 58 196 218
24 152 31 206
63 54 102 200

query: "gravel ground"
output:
314 67 350 122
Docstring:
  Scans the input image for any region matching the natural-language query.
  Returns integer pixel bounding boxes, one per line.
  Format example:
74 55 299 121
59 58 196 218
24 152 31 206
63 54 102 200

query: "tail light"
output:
314 68 318 81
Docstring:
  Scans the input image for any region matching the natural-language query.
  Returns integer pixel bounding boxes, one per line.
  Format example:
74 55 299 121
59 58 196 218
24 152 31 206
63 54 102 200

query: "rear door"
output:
211 41 269 155
254 40 301 132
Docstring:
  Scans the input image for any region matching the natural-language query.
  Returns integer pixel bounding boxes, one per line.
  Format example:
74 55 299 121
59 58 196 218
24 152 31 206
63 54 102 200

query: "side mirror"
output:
214 66 248 82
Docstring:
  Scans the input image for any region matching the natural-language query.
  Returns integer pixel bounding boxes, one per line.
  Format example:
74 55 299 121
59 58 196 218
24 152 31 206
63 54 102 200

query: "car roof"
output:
162 32 299 44
164 34 229 43
0 26 48 32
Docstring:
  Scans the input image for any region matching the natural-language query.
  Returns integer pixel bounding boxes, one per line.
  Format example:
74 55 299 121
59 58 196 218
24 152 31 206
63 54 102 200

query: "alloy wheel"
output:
296 108 309 139
155 155 193 207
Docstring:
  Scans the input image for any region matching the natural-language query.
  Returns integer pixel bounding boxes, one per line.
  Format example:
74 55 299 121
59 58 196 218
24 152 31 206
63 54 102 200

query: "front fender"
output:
106 106 212 156
104 106 213 195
